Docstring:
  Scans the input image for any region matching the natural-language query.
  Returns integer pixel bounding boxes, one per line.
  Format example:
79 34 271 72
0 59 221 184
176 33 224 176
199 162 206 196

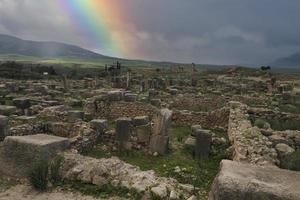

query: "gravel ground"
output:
0 184 126 200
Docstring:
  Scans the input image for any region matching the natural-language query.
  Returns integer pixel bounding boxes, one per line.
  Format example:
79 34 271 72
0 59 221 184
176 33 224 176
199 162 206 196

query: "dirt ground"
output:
0 184 126 200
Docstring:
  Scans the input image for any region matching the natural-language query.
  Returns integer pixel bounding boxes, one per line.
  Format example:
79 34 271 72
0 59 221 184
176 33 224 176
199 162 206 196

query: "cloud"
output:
1 0 300 65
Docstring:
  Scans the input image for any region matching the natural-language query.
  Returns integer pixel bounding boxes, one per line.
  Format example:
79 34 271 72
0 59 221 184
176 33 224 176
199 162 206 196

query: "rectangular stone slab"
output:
3 134 70 174
209 160 300 200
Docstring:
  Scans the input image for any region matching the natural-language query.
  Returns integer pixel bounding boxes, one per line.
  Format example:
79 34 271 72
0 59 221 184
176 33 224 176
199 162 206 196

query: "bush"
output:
28 159 49 191
254 118 267 129
49 155 64 185
281 150 300 171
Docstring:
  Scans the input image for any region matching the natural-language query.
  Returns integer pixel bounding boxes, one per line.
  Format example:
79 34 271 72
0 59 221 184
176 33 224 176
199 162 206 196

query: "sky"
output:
0 0 300 65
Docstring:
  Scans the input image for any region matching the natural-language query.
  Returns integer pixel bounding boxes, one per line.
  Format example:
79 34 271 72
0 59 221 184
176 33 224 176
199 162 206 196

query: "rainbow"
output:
57 0 131 58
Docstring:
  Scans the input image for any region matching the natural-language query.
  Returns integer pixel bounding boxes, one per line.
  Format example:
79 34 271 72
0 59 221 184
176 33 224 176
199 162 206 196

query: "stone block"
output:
149 135 169 155
3 134 70 175
135 124 151 143
12 98 31 109
191 125 202 137
0 115 9 141
90 119 108 133
209 160 300 200
107 90 123 101
133 116 149 126
195 129 212 159
68 110 84 122
152 109 172 136
124 93 137 102
0 105 17 116
116 118 133 148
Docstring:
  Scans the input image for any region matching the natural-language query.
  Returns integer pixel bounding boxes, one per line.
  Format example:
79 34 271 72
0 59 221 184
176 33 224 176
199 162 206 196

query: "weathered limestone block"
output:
184 136 196 153
124 93 137 102
210 160 300 200
191 125 202 137
0 105 17 116
116 117 133 148
150 99 161 107
12 97 31 109
133 116 149 126
152 109 172 136
107 90 123 101
68 110 84 122
275 143 295 160
195 129 212 159
0 115 9 141
3 134 70 175
90 119 108 134
136 124 151 143
149 135 169 155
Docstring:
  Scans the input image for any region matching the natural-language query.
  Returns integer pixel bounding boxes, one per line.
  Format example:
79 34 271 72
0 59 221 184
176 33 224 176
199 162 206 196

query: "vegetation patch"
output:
61 181 143 200
0 177 16 192
28 159 49 191
281 150 300 171
86 126 227 199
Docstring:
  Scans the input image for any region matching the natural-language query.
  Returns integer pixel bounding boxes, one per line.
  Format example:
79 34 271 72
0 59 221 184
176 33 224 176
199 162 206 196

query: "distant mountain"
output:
272 53 300 68
0 34 110 59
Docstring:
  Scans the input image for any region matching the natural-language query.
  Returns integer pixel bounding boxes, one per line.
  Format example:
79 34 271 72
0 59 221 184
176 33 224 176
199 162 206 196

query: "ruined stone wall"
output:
172 108 229 130
86 99 159 120
228 101 278 166
248 107 300 122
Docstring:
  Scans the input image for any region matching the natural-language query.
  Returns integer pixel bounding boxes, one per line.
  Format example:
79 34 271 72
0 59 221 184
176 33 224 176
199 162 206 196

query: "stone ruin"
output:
209 101 300 200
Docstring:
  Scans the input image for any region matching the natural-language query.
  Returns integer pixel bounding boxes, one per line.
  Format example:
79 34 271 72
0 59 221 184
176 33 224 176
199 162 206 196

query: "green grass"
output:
250 116 300 131
60 181 142 200
279 104 300 114
86 126 227 199
267 118 300 131
0 177 17 192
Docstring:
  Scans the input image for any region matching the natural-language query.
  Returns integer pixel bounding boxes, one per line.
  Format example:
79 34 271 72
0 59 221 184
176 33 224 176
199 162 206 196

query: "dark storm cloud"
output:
0 0 300 65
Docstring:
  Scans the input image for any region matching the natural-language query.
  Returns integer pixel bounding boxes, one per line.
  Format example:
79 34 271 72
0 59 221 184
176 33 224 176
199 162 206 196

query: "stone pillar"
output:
150 109 172 155
0 115 9 141
195 128 212 159
133 116 151 144
63 75 69 92
13 98 31 116
116 117 133 150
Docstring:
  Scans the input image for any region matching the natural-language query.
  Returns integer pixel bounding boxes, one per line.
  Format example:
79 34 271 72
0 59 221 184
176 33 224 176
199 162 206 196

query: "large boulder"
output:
2 134 70 176
210 160 300 200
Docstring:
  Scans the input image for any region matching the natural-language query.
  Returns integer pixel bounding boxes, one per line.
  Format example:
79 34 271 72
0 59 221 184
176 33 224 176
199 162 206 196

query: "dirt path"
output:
0 184 126 200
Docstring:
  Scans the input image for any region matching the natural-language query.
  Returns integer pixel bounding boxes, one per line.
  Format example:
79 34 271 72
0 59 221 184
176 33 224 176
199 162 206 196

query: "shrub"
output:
49 155 64 185
281 150 300 171
28 159 49 191
254 118 268 129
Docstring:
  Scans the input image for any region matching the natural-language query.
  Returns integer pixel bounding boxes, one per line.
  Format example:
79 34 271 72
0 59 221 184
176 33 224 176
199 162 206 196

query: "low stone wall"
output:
172 107 229 129
248 107 300 123
228 101 278 166
85 98 159 120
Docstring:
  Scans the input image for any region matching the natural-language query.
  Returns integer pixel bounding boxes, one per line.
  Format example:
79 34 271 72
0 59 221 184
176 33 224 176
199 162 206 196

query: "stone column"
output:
150 109 172 155
116 117 133 150
194 128 212 159
0 115 9 141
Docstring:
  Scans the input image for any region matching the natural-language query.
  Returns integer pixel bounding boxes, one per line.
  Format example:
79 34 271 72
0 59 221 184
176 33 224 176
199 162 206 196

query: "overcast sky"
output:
1 0 300 65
